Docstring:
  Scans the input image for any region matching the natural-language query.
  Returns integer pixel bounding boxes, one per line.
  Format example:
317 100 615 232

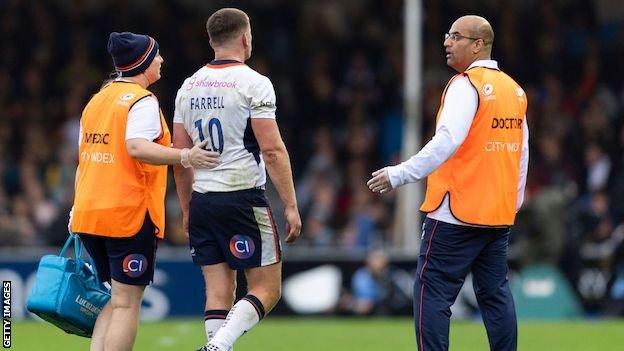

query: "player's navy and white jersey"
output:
174 60 276 192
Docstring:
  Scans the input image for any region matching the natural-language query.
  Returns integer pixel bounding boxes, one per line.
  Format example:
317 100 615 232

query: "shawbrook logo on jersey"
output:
75 294 102 317
186 77 238 90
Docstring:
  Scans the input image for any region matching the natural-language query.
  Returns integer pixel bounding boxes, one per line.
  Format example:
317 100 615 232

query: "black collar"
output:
210 59 242 65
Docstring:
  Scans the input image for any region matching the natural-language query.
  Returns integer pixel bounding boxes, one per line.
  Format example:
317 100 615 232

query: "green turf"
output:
10 318 624 350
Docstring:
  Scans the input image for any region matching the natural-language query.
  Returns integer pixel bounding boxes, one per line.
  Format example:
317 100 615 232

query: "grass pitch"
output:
10 317 624 350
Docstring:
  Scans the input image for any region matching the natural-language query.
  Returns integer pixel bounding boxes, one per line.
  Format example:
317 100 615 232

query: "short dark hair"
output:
206 8 250 46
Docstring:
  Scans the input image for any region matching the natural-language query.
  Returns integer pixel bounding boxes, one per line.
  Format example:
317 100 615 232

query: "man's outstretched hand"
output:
367 168 392 194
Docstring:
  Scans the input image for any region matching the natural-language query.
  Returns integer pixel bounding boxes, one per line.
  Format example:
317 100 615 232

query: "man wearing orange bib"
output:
70 32 218 351
368 16 528 351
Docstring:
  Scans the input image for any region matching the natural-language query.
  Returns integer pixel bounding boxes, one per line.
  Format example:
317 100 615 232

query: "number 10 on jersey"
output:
194 118 224 154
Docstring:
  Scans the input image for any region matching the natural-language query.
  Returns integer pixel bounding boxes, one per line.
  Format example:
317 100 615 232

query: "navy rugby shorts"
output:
189 188 282 270
79 213 158 286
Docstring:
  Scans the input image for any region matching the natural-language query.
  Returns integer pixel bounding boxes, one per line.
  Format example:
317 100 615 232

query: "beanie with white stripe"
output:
107 32 159 77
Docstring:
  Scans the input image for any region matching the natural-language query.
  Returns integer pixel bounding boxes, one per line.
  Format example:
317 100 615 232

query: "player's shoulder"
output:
227 66 274 100
236 65 273 88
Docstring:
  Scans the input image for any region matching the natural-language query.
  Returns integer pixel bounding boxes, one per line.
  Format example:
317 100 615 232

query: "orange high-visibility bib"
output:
420 66 528 226
71 81 170 238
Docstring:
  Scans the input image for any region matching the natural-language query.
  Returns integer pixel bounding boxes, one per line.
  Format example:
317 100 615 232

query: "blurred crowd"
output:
1 0 624 311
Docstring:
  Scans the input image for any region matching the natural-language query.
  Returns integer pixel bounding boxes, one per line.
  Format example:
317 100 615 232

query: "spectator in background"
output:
514 135 572 267
584 142 611 194
577 191 615 244
301 175 337 246
347 249 412 315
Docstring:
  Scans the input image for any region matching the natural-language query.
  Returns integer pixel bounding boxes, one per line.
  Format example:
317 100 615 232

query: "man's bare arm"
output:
251 118 301 243
172 122 196 236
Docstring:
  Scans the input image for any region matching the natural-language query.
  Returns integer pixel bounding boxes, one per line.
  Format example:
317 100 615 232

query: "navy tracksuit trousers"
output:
414 218 517 351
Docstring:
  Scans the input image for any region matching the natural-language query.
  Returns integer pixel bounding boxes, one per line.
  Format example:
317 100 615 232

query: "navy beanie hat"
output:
107 32 159 77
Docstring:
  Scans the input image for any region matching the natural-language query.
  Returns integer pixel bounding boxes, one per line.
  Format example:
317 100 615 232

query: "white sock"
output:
204 309 228 342
208 295 265 350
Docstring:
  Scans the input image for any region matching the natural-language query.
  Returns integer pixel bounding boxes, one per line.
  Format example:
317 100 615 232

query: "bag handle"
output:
59 233 85 262
59 233 76 257
74 234 86 267
59 233 103 287
74 234 84 262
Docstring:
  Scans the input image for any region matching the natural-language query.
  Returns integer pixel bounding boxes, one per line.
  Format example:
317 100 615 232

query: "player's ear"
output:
242 32 249 48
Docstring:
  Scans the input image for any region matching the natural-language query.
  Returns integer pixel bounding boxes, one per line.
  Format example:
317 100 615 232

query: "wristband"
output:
180 148 191 168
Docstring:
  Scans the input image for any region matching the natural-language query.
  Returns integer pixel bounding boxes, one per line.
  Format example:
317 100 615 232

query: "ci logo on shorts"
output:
229 235 255 259
122 254 148 278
